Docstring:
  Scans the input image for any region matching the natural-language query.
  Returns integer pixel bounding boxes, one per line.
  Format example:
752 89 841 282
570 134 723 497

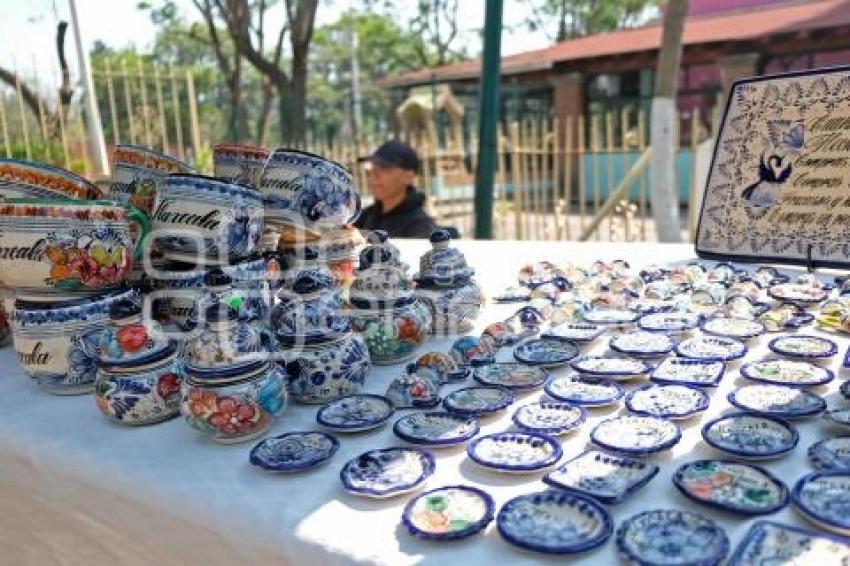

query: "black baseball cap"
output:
359 140 420 173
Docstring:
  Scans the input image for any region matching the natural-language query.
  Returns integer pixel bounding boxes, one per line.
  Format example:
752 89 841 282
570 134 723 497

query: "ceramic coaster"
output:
616 509 729 566
543 322 605 342
675 335 747 362
473 363 548 390
768 283 828 304
638 312 701 333
340 447 435 498
824 406 850 430
402 485 495 541
740 359 834 387
392 412 479 447
701 412 798 459
672 460 789 515
512 402 586 436
544 372 624 406
629 297 676 315
249 431 339 473
316 394 394 432
590 415 681 456
727 384 826 419
700 317 766 341
496 491 613 554
728 520 850 566
759 302 814 332
442 386 513 416
582 307 639 326
467 432 562 473
768 335 838 360
513 338 580 367
809 436 850 471
609 330 675 358
792 472 850 536
650 358 725 387
570 356 652 380
625 384 709 420
543 450 658 504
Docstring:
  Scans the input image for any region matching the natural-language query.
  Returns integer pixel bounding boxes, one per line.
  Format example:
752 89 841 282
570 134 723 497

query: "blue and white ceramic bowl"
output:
443 386 513 416
792 472 850 536
768 335 838 360
543 450 658 504
609 330 675 358
591 415 681 456
700 317 765 341
625 384 709 420
701 412 798 460
638 311 701 334
728 520 850 566
473 363 548 390
571 355 652 380
467 432 562 473
393 412 479 447
809 436 850 471
249 431 339 473
650 358 725 387
512 402 586 436
727 384 825 419
339 447 435 498
674 335 747 362
513 338 580 368
544 372 624 406
616 509 729 566
316 394 394 432
673 460 789 516
740 359 833 387
543 322 604 342
496 491 613 554
402 485 495 541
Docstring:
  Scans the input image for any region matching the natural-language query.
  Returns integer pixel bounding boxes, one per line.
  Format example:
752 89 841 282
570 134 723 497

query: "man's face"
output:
365 162 414 202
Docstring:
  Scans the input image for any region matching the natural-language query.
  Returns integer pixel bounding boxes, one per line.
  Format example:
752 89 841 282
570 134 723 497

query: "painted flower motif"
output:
66 334 100 385
208 396 260 436
156 373 181 399
299 174 351 223
188 388 218 416
397 317 422 342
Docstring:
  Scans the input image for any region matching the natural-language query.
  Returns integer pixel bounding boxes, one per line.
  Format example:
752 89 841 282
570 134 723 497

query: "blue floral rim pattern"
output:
674 336 748 362
570 356 653 376
512 402 587 435
700 411 799 458
739 360 834 387
162 173 262 204
590 416 682 456
615 509 730 566
543 375 625 406
442 386 514 416
727 386 826 419
649 358 726 387
401 485 495 541
791 472 850 533
466 432 563 472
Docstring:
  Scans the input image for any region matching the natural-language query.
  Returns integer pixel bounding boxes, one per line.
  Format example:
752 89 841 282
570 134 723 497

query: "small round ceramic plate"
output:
701 412 798 459
582 307 639 326
473 363 548 390
650 358 725 388
443 386 514 416
625 384 709 420
590 415 681 456
727 384 826 419
497 491 613 554
249 431 339 473
616 509 729 566
740 359 834 387
316 394 395 432
672 459 789 515
728 521 850 566
512 402 586 435
467 432 562 473
629 297 676 314
393 412 480 447
544 373 624 406
824 407 850 429
701 317 766 340
513 338 580 367
768 283 828 304
340 447 436 498
809 437 850 471
609 330 675 358
675 335 747 362
543 322 605 342
768 335 838 360
638 312 701 333
402 485 495 541
570 356 652 380
543 450 658 504
792 472 850 536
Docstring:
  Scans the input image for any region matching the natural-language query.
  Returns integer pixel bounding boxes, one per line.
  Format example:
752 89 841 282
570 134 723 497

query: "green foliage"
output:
526 0 658 41
6 141 86 174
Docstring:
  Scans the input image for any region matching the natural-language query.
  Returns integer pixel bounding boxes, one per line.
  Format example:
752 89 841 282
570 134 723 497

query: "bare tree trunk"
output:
650 0 688 242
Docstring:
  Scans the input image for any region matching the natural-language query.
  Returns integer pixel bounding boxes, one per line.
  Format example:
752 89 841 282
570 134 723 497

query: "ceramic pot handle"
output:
126 205 152 261
348 191 362 225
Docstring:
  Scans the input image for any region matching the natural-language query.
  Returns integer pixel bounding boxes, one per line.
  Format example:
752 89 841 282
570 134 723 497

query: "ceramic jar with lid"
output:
271 267 349 344
279 225 364 289
414 229 482 334
185 305 269 373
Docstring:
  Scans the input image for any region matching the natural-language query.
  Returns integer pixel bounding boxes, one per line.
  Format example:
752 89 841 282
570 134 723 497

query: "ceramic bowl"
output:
674 335 747 362
402 485 495 541
0 158 104 199
625 383 709 420
316 394 394 432
727 384 826 419
340 447 435 498
249 431 339 473
739 359 834 387
416 280 483 335
701 412 798 459
791 472 850 536
609 330 675 357
0 199 151 300
110 144 194 212
184 306 269 371
514 337 580 367
617 509 729 566
393 412 480 447
768 335 838 360
590 415 681 456
212 143 269 187
543 322 604 342
512 402 585 435
347 298 431 365
728 520 850 565
544 372 625 406
467 432 562 473
153 173 264 265
473 363 548 390
443 386 513 417
10 289 137 394
650 357 725 387
543 450 658 504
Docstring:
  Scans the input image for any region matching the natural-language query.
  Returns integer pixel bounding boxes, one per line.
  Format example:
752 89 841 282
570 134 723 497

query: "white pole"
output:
68 0 110 176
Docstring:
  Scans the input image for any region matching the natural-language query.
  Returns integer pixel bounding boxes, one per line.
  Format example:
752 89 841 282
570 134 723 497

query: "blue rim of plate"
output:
825 407 850 428
542 322 605 342
339 447 436 497
513 338 580 366
625 383 710 419
791 472 850 533
650 358 726 387
674 336 748 362
739 359 834 387
843 380 850 401
512 402 587 435
767 285 827 304
442 386 514 416
844 346 850 369
590 415 682 456
637 312 701 333
629 298 676 314
767 335 838 359
581 307 640 325
392 411 480 446
701 412 799 458
467 432 563 472
543 374 625 406
401 484 495 541
700 317 766 340
248 431 340 473
727 385 826 419
608 331 675 357
570 355 652 376
472 363 549 390
316 394 395 431
542 449 659 504
672 459 790 515
616 509 730 566
496 490 613 554
727 520 850 566
809 436 850 471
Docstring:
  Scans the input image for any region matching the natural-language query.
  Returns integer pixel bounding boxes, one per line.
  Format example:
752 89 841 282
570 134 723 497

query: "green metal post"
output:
473 0 503 239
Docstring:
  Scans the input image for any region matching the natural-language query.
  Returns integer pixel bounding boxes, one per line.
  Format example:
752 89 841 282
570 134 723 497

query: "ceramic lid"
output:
274 267 349 342
357 230 406 271
415 229 474 287
97 296 176 370
204 268 233 291
350 263 414 308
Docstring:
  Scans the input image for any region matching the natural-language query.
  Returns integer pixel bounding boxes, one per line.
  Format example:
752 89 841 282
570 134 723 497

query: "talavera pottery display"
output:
442 386 513 416
316 393 394 432
739 358 833 387
728 520 850 566
402 485 495 541
10 289 137 394
466 432 562 473
701 412 798 459
110 144 194 213
791 472 850 535
185 305 268 372
212 143 269 187
0 199 151 301
616 509 729 566
339 447 435 498
385 365 441 409
271 267 348 345
147 261 207 331
279 226 364 288
672 460 789 516
0 157 104 200
473 363 547 390
543 450 658 504
392 412 480 447
249 431 339 473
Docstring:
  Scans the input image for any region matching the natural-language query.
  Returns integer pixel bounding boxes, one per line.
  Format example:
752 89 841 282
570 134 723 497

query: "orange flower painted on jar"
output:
208 396 261 436
188 388 218 416
397 317 422 342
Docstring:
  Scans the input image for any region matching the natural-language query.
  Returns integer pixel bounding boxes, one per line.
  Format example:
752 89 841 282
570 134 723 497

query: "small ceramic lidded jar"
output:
346 231 432 365
94 298 184 426
185 304 268 373
414 229 483 335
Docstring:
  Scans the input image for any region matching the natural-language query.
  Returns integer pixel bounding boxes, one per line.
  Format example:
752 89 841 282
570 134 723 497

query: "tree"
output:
525 0 657 42
409 0 467 67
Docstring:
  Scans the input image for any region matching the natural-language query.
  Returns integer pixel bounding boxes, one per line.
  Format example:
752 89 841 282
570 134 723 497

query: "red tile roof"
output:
381 0 850 88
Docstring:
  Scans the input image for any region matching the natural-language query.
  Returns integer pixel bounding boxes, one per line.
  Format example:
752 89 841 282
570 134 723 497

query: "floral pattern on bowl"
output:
543 450 658 504
590 415 681 456
700 316 766 341
513 338 580 367
339 447 435 498
672 460 789 515
249 431 339 473
767 283 828 304
616 509 729 566
512 402 585 436
625 383 709 419
570 355 652 379
701 412 798 459
442 386 513 416
768 335 838 360
727 384 825 419
393 412 479 447
95 354 183 425
402 485 494 541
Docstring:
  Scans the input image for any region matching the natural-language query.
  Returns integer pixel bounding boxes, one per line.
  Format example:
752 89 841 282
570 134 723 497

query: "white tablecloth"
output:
1 240 846 565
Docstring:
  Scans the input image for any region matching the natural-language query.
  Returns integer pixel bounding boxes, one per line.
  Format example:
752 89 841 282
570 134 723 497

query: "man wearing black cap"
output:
355 140 437 238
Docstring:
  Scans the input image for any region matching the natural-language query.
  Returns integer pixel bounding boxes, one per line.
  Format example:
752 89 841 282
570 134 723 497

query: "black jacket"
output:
354 186 437 238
